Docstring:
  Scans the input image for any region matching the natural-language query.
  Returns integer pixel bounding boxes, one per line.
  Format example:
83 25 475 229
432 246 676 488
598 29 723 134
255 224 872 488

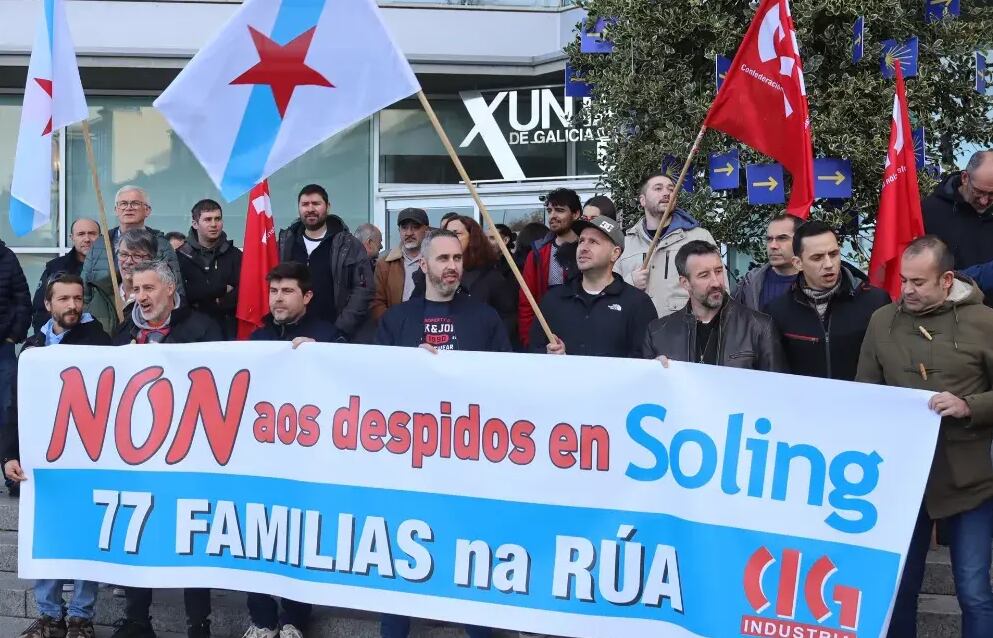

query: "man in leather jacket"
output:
643 240 787 372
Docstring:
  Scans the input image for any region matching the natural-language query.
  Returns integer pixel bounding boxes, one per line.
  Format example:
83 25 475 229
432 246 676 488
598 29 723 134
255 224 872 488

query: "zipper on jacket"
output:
664 252 670 279
824 313 832 379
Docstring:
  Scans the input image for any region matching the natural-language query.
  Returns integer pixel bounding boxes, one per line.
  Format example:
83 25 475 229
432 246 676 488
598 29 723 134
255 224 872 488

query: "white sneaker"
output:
279 625 304 638
242 625 278 638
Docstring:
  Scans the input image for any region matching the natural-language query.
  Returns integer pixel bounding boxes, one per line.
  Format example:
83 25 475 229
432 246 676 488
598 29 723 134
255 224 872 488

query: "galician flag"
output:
9 0 88 236
154 0 420 202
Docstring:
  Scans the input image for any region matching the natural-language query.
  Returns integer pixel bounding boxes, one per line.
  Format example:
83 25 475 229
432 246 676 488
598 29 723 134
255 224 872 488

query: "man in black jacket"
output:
277 184 372 341
177 199 242 339
375 228 499 638
250 262 339 344
643 240 786 371
766 221 889 381
3 273 110 638
377 229 510 353
530 216 656 358
0 239 30 489
923 151 993 284
31 218 100 333
108 261 217 638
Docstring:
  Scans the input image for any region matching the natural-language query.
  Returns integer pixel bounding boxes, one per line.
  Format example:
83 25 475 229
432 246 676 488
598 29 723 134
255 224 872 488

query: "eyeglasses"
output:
116 200 148 210
118 251 151 263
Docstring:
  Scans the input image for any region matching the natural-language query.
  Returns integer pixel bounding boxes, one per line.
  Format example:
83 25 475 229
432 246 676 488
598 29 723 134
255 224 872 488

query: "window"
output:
65 97 373 243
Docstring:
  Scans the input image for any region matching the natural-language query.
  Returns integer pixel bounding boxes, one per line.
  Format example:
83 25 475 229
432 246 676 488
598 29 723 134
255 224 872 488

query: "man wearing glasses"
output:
85 229 157 334
924 150 993 305
80 185 184 304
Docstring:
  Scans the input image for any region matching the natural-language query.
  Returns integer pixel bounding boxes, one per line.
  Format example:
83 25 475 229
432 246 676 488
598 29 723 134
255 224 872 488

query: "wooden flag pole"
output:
642 124 709 269
80 119 124 323
416 90 556 344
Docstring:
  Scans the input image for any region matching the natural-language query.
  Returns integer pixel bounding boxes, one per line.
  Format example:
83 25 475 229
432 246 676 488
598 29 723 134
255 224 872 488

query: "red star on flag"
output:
34 78 54 136
230 26 334 118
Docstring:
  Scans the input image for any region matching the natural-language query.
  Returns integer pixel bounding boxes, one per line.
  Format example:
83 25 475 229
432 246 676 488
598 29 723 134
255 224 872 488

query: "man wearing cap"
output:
530 216 656 358
643 240 787 371
370 207 429 322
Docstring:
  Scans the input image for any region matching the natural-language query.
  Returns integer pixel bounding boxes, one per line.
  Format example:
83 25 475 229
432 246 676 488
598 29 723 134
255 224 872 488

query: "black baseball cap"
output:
396 208 428 227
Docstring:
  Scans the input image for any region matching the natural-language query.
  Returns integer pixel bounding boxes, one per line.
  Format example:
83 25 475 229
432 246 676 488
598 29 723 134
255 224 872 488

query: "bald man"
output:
31 218 100 333
924 150 993 285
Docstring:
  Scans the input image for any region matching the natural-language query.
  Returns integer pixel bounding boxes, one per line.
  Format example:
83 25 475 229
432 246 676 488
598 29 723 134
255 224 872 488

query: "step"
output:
917 594 961 638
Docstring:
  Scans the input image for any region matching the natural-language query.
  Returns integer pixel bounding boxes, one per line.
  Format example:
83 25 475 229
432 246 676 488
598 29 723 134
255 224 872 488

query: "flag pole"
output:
80 119 124 323
415 90 556 344
642 124 709 269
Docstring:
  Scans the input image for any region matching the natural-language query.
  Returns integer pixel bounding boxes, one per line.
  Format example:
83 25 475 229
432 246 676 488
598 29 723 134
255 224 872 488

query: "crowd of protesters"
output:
3 151 993 638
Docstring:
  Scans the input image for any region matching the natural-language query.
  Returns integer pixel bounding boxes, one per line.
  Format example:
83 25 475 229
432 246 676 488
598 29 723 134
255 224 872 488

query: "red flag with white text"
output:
704 0 815 217
236 180 279 340
869 62 924 300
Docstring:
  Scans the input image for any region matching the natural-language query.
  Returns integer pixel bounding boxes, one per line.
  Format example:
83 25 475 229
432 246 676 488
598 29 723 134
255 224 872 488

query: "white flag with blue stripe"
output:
154 0 420 202
9 0 88 236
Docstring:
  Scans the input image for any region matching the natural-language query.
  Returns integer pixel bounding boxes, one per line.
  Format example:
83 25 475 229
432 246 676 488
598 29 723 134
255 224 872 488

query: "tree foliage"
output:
569 0 993 261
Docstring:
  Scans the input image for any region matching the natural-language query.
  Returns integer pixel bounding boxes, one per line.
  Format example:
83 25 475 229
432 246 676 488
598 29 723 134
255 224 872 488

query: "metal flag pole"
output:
415 90 556 345
80 119 124 323
642 124 709 269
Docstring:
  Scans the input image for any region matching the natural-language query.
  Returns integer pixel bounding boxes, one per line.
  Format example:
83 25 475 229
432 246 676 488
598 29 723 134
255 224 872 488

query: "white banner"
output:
17 343 940 638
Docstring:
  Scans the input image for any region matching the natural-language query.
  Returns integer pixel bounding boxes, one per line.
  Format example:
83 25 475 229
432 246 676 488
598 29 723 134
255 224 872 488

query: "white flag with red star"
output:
154 0 419 202
9 0 88 236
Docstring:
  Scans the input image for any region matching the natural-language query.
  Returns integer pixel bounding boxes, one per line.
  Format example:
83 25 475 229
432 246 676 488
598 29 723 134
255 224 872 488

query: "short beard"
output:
56 311 80 331
303 216 326 232
698 290 724 310
428 271 459 297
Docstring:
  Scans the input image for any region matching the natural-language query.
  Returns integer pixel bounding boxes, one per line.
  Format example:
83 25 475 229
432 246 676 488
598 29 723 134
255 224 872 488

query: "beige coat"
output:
614 213 726 317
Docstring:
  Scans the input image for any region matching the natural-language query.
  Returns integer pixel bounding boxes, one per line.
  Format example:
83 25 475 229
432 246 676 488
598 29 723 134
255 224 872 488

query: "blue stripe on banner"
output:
44 0 55 53
34 468 899 638
219 0 328 201
9 197 38 237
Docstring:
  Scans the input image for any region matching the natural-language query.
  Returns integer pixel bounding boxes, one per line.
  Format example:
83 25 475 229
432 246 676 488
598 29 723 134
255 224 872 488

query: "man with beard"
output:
924 151 993 294
109 261 219 638
642 240 786 371
31 218 100 333
250 262 339 345
3 273 110 638
733 213 802 312
278 184 372 341
530 216 656 358
376 229 509 352
518 188 583 348
370 208 429 322
766 221 889 381
614 171 723 318
177 199 242 339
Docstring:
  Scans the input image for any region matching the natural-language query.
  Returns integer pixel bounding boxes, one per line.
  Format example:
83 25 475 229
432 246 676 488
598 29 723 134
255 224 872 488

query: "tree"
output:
568 0 993 264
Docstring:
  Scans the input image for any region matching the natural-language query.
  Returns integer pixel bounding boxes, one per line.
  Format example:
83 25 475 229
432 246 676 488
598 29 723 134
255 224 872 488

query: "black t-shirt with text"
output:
423 300 458 350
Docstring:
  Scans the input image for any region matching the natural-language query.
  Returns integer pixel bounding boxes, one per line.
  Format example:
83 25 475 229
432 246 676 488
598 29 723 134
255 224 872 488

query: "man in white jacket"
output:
614 171 725 317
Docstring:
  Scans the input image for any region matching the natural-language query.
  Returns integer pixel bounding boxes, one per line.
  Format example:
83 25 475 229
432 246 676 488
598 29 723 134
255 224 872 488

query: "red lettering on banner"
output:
454 405 480 461
115 367 173 465
276 403 297 445
296 405 321 447
360 409 387 452
333 395 360 450
253 402 276 443
386 411 412 454
412 413 438 468
166 368 250 465
579 424 610 471
550 423 578 469
509 420 536 465
47 366 115 462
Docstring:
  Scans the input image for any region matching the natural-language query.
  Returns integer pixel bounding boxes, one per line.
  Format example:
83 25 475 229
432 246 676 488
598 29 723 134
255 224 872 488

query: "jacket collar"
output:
568 273 625 297
183 228 231 256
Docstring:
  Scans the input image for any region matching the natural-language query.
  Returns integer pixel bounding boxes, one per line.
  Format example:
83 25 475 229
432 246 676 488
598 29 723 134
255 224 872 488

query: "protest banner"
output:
17 343 939 638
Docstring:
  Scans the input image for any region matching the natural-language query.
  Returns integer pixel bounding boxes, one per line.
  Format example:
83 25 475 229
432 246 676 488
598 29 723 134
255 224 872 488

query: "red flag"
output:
869 62 924 300
704 0 815 218
236 180 279 340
